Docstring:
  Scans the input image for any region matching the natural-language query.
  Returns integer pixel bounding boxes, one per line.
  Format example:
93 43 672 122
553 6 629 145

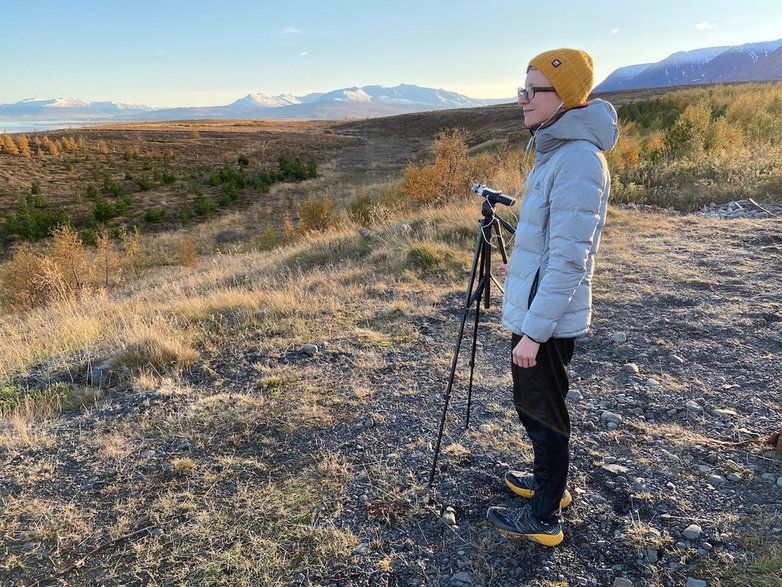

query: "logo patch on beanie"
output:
551 59 562 67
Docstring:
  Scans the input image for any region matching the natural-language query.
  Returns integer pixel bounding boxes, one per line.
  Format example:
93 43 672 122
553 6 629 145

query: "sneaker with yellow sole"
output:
504 471 572 509
486 504 563 546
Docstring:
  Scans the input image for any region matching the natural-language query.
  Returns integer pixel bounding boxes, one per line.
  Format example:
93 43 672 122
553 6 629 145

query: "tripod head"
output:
471 183 517 208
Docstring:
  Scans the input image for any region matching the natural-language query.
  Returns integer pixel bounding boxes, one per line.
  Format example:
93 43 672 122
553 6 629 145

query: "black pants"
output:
511 333 575 524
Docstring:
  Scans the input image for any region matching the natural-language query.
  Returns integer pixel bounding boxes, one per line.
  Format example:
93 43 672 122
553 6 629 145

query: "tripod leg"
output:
465 278 482 429
428 222 487 487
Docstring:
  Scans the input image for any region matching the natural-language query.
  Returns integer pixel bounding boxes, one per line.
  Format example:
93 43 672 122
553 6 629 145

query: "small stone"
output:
478 424 492 433
230 463 241 471
645 527 662 540
632 478 649 493
670 355 686 365
685 400 703 413
602 463 629 475
601 411 623 424
567 390 583 401
442 507 457 526
697 465 713 473
364 417 375 428
704 452 718 465
645 378 660 387
707 474 725 484
777 476 782 488
622 363 640 374
353 542 370 555
727 473 742 482
612 333 627 344
613 579 633 587
685 579 707 587
645 548 659 563
683 524 703 540
149 528 165 537
442 480 456 491
302 344 318 357
712 408 737 418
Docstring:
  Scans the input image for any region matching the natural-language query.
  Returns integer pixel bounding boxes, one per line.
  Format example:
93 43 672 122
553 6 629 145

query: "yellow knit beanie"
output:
528 48 594 109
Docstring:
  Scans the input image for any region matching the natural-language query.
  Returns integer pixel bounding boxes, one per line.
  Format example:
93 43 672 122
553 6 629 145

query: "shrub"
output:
401 129 471 206
144 208 164 223
406 246 443 271
193 194 217 217
348 187 376 226
135 175 154 191
254 227 281 251
177 238 199 267
298 195 334 233
5 192 71 241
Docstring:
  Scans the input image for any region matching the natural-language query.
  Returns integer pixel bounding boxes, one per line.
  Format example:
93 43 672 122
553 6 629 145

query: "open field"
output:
1 85 781 585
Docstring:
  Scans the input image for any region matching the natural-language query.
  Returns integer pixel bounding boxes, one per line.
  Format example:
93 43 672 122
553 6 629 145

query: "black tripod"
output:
429 193 516 487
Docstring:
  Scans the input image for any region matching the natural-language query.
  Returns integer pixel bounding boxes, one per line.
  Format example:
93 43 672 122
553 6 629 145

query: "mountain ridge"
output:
595 37 782 92
0 84 509 122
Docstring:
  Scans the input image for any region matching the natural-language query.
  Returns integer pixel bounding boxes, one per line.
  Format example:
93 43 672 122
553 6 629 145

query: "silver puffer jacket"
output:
502 99 618 342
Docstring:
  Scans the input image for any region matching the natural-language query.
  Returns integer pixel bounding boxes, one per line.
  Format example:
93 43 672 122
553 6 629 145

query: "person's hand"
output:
512 335 540 368
497 263 509 280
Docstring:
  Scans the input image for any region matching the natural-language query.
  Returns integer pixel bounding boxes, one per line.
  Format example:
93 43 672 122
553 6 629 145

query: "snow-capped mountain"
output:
0 84 507 122
595 38 782 92
230 93 301 108
112 84 507 121
0 97 153 119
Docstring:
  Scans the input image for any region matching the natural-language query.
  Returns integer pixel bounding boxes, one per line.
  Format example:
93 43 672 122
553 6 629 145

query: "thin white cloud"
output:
283 27 301 34
694 22 714 31
300 51 308 57
610 28 619 34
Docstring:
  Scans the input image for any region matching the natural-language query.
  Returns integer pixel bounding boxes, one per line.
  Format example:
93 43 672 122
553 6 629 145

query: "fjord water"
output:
0 120 103 133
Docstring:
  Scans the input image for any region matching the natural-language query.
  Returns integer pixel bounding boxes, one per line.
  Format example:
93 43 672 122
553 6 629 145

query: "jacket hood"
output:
534 98 618 153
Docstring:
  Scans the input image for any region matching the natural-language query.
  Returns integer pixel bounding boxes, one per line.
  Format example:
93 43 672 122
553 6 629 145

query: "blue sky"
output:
1 0 781 107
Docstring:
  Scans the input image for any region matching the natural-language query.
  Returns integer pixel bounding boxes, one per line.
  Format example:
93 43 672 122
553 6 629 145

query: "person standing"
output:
488 48 618 546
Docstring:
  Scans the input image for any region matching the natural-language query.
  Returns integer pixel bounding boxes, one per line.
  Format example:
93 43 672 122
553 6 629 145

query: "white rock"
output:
645 378 660 387
302 344 318 356
603 463 629 475
683 524 703 540
685 400 703 413
622 363 640 374
442 507 457 526
613 578 634 587
612 332 627 344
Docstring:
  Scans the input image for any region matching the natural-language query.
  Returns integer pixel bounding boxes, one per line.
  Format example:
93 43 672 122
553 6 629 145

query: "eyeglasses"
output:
517 86 557 101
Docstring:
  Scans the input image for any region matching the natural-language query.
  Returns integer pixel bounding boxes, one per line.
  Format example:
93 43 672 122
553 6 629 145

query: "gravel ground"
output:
298 211 782 586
